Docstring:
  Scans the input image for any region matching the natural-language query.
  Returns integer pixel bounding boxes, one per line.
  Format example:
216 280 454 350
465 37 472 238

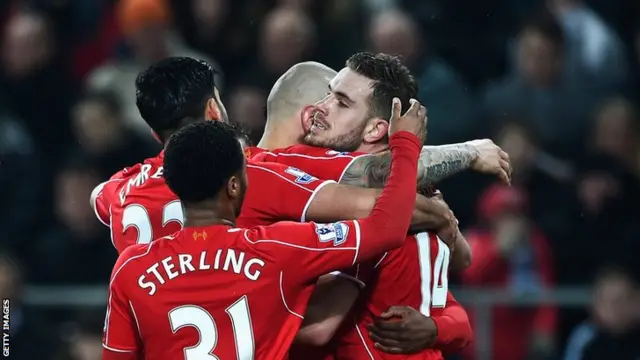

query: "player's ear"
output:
362 118 389 144
205 98 222 122
227 175 242 199
300 105 316 133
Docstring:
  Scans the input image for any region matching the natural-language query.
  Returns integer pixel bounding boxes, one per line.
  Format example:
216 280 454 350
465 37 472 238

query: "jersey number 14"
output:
415 232 450 316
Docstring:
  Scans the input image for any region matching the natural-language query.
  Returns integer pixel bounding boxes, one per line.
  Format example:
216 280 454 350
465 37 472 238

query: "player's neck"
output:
357 142 389 154
257 127 301 150
183 205 236 229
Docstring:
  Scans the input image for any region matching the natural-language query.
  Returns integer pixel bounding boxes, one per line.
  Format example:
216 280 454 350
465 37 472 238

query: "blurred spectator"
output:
86 0 221 137
0 10 75 165
227 85 267 145
589 97 639 175
493 120 576 240
0 114 41 258
244 7 315 90
0 253 58 359
70 90 159 178
461 185 557 360
56 311 105 360
563 265 640 360
547 0 628 89
30 159 116 284
367 9 476 144
484 10 601 160
178 0 259 78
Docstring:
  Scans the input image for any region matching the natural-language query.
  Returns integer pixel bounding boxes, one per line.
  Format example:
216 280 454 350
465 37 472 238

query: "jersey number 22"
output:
122 201 184 244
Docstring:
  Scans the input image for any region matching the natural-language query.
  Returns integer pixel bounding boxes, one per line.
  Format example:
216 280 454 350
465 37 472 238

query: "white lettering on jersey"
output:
138 250 266 295
119 165 164 204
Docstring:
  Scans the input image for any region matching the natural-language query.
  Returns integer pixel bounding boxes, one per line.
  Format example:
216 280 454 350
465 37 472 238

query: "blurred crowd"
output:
0 0 639 359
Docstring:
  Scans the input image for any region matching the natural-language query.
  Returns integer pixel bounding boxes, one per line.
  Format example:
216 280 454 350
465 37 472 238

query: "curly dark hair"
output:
164 121 244 203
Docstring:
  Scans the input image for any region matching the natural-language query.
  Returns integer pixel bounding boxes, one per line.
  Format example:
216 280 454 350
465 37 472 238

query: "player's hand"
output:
369 306 437 354
388 98 427 142
411 195 455 231
467 139 512 184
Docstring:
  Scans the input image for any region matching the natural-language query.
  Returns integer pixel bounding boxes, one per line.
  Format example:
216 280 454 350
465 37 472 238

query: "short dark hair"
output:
520 9 564 49
135 57 217 140
346 52 418 121
164 121 244 203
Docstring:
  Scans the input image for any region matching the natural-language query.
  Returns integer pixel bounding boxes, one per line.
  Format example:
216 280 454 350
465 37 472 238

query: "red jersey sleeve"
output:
251 144 371 182
240 161 336 225
432 292 473 352
91 178 124 227
244 131 424 283
244 220 366 283
102 245 145 355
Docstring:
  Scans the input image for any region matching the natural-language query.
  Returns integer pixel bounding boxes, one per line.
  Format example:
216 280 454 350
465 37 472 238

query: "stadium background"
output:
0 0 639 359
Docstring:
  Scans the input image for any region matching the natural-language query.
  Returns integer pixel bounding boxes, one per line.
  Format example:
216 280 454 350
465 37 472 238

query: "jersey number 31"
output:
169 296 255 360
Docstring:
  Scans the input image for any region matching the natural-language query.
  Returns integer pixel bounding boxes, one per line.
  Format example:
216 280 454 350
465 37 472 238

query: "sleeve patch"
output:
285 167 318 184
315 222 349 246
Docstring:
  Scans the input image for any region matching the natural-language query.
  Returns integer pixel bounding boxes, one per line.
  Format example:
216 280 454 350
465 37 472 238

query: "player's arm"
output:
248 131 422 282
295 273 361 346
102 248 143 360
340 140 510 188
432 292 473 353
91 178 125 227
306 184 453 229
91 181 112 226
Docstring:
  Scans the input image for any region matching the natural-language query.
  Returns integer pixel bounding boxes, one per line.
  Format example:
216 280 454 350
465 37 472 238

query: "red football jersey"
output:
249 145 464 359
332 233 452 360
93 151 335 254
102 220 370 360
246 144 370 182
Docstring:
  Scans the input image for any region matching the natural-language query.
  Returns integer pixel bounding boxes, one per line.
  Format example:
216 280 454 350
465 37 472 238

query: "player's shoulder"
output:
111 242 155 281
114 153 175 206
247 160 320 185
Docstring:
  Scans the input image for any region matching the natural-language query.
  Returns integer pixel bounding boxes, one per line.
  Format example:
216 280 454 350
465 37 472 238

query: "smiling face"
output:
305 67 376 152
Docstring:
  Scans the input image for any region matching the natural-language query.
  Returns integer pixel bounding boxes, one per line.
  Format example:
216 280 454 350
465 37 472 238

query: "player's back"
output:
94 152 331 253
335 232 451 360
93 152 184 252
111 226 316 360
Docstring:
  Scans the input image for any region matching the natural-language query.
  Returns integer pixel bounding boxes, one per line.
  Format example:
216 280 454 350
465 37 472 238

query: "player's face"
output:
305 68 372 152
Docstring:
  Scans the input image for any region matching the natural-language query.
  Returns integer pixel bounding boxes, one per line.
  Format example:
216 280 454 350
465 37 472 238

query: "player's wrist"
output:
463 142 481 163
389 131 422 152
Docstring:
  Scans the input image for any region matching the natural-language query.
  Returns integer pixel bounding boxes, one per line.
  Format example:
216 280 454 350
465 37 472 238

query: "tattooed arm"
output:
340 143 479 188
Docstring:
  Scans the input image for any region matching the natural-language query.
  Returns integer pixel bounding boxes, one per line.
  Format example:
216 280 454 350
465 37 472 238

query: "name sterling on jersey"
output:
138 249 265 295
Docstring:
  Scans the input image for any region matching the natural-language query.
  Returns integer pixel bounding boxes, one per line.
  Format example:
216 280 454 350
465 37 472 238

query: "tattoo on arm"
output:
339 154 391 188
417 144 478 186
339 143 479 188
